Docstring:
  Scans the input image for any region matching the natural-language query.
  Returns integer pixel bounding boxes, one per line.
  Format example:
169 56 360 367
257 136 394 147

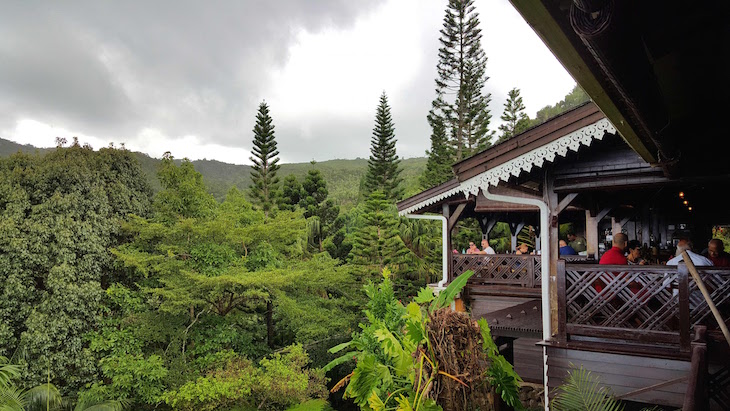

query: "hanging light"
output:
679 191 684 198
688 206 693 211
683 200 688 205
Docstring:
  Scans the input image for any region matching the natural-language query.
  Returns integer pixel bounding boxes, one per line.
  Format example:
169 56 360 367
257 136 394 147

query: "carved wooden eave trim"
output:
398 118 617 216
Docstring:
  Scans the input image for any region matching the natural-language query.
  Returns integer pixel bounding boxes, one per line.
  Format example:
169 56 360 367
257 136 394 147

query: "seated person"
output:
703 239 730 267
515 243 530 255
667 239 713 266
597 233 632 294
465 241 479 254
559 239 577 256
478 238 495 255
599 233 628 265
626 240 646 265
567 231 587 253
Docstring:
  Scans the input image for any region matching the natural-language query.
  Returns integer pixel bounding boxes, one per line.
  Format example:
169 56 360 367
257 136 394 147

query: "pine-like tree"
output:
362 92 403 201
497 87 530 144
299 168 340 251
419 116 454 189
278 174 303 211
249 101 280 217
430 0 494 161
348 191 408 271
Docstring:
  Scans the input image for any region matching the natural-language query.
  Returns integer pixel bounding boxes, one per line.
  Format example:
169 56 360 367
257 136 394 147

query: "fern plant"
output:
551 366 623 411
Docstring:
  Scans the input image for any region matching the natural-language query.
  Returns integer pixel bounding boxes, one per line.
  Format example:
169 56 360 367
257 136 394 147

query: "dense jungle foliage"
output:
0 144 451 410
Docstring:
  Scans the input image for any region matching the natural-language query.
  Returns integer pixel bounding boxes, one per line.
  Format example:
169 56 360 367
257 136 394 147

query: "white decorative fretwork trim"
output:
398 118 616 216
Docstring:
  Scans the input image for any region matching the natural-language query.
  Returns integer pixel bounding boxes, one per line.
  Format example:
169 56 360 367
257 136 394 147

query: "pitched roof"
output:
397 102 617 215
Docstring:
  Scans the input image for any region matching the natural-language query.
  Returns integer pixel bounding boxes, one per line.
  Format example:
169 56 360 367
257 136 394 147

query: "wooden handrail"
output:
557 262 730 354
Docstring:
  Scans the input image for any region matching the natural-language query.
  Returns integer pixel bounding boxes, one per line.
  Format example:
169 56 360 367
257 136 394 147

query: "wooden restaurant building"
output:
397 2 730 408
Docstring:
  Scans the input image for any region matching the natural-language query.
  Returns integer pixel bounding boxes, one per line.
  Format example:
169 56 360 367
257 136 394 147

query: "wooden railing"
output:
556 261 730 354
452 254 542 288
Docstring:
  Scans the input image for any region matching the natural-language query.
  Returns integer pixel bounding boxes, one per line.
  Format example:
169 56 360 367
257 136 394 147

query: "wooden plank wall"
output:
546 347 690 408
514 338 544 384
469 296 534 318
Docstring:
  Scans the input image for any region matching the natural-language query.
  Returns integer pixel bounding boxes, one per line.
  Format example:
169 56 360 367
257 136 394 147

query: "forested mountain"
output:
0 137 427 207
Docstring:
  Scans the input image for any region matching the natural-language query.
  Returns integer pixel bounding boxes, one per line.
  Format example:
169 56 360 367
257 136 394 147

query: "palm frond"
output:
0 384 26 411
75 399 130 411
551 366 624 411
24 383 62 411
0 357 21 389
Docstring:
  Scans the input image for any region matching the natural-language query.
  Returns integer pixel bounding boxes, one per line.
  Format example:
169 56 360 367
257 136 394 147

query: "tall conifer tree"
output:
348 191 408 271
420 116 454 189
249 101 280 217
429 0 493 161
497 87 530 144
363 92 403 201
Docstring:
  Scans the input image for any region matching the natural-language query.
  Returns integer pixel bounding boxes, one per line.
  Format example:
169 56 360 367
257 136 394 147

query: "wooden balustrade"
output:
452 254 542 288
556 262 730 354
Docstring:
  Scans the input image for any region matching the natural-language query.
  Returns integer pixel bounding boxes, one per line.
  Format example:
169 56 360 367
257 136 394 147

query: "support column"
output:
642 206 651 247
586 211 599 260
611 217 622 236
510 221 526 252
443 204 452 281
544 169 559 337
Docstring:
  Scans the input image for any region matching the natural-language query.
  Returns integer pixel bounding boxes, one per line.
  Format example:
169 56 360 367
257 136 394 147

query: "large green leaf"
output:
373 328 412 377
413 288 435 305
430 270 475 312
477 318 498 356
322 351 356 373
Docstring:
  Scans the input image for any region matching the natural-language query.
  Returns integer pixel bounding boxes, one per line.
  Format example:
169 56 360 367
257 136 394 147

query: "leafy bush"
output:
162 344 327 411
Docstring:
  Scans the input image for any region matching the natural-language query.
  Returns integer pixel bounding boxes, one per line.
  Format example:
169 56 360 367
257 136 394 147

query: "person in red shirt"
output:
704 239 730 267
599 233 628 265
595 233 629 294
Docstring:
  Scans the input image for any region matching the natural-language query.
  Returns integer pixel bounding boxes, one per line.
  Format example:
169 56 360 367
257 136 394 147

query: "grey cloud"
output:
0 0 385 150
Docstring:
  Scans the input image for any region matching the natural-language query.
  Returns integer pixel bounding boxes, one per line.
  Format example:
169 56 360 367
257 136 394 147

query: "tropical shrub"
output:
325 268 524 410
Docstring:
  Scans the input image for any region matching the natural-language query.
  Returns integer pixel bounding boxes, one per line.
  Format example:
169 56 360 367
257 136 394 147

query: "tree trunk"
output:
266 300 274 348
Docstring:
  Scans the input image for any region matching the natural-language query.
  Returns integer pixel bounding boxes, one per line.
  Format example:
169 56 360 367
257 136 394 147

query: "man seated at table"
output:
559 239 578 256
595 233 647 298
666 238 713 266
599 233 628 265
478 238 495 255
703 238 730 267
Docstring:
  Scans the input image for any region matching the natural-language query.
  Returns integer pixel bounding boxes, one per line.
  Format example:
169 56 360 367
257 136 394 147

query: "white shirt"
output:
482 246 495 255
666 250 713 266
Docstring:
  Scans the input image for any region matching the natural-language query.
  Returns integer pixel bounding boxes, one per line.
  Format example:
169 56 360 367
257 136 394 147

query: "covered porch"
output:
397 102 730 408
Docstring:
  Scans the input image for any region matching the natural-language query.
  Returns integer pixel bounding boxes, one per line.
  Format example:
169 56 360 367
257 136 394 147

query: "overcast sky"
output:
0 0 576 164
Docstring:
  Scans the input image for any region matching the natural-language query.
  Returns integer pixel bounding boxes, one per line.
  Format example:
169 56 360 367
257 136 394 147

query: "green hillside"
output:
0 138 426 208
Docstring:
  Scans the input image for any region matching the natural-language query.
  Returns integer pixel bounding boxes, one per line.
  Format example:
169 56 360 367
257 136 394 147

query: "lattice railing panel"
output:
564 266 680 331
689 270 730 327
452 254 540 288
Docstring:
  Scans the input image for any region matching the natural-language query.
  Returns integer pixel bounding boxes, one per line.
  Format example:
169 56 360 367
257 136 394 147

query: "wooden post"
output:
586 211 599 260
556 259 567 343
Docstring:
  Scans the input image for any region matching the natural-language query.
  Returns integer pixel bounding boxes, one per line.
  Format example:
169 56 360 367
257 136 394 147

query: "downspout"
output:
404 214 449 288
482 185 552 410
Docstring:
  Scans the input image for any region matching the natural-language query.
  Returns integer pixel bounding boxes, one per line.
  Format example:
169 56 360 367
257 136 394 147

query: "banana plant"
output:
324 269 475 411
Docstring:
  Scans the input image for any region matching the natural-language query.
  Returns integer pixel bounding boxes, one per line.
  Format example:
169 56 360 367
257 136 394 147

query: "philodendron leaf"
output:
431 270 475 311
414 287 435 304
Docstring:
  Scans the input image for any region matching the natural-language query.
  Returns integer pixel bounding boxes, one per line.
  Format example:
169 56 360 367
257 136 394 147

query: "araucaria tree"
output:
249 101 280 217
349 191 408 272
419 115 454 189
497 87 530 144
363 92 403 201
430 0 494 161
